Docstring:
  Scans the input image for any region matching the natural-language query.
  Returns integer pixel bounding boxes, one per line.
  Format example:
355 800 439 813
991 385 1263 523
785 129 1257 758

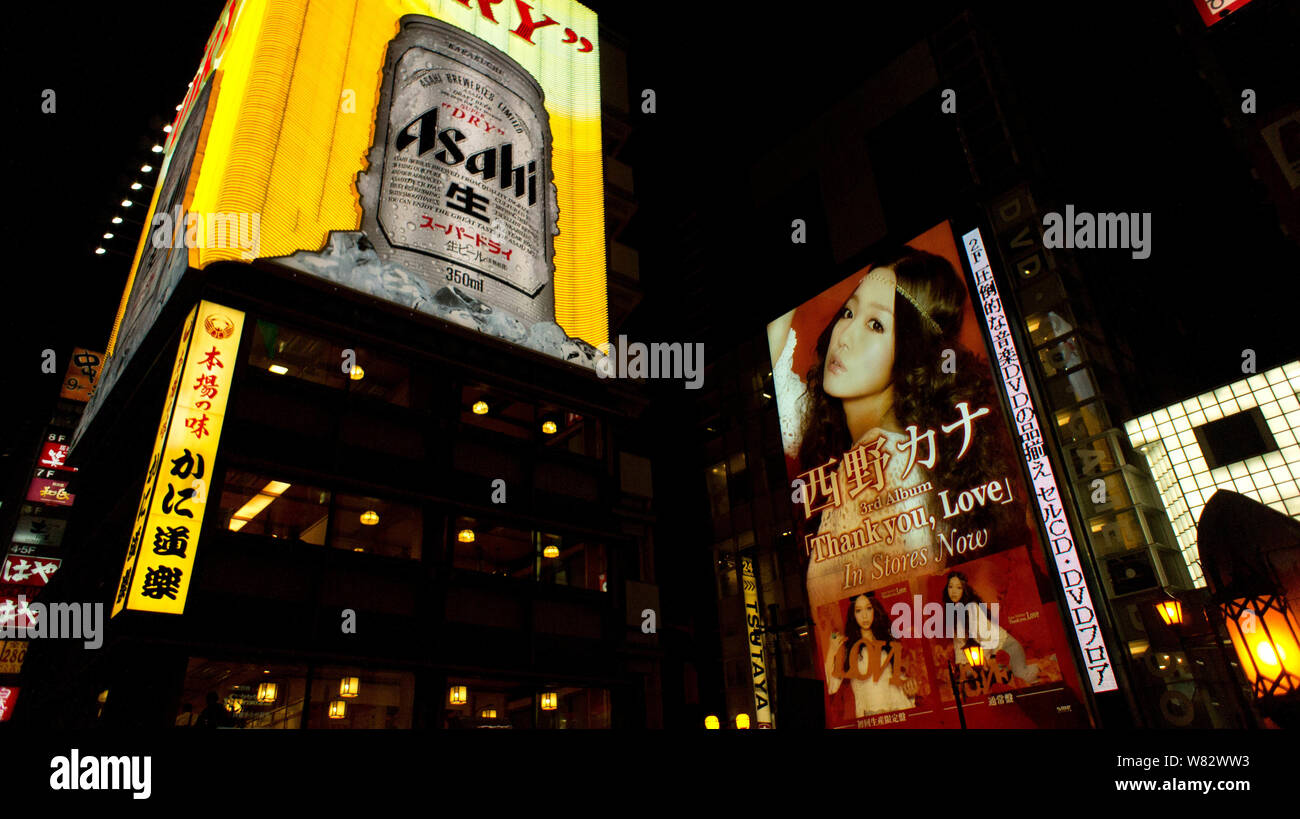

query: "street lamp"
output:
1220 592 1300 700
948 639 985 729
1156 594 1185 627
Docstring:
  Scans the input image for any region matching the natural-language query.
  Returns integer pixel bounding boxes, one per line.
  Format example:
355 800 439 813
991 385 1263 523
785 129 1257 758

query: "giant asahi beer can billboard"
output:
78 0 605 449
767 221 1103 729
358 15 558 328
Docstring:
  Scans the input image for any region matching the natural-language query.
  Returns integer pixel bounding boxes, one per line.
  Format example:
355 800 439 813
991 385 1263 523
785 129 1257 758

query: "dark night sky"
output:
2 1 1297 477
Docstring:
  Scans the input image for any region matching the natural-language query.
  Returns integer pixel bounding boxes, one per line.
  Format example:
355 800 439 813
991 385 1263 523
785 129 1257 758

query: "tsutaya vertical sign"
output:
112 301 245 617
961 228 1116 693
740 555 774 728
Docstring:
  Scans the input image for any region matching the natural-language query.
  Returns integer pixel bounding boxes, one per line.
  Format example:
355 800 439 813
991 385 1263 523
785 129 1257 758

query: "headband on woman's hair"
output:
864 268 942 335
894 284 942 335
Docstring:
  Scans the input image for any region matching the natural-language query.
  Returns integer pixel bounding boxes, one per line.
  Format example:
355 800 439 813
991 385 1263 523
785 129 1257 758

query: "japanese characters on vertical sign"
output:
112 302 245 617
740 555 774 728
961 226 1117 693
59 348 103 402
1 555 60 588
768 221 1096 728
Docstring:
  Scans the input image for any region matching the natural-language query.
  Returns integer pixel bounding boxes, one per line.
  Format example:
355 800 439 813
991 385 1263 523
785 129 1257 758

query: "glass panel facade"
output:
307 668 415 729
175 659 308 729
331 494 422 559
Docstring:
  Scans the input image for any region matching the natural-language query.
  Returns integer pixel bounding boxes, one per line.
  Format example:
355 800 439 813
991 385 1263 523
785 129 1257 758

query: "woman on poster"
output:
942 570 1041 685
825 592 918 717
769 248 1015 606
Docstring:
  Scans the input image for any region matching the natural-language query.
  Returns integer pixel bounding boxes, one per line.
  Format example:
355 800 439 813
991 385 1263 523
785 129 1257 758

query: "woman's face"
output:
854 596 874 630
947 576 964 603
823 269 897 400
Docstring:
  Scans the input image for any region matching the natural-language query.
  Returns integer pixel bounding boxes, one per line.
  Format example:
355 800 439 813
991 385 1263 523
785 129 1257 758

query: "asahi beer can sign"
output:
360 15 558 326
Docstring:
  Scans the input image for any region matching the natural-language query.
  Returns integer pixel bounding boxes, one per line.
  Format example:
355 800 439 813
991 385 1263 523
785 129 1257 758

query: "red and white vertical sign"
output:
0 686 17 722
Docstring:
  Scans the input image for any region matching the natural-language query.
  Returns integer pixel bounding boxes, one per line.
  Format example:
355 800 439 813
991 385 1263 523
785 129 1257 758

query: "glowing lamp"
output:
704 715 720 730
328 700 346 719
962 642 985 668
131 182 142 190
340 677 360 698
94 248 106 255
349 364 365 381
541 692 558 711
735 713 750 729
543 544 560 559
1156 597 1185 627
541 420 558 435
140 165 152 173
479 708 497 719
112 216 123 224
268 364 289 375
449 686 468 705
256 682 278 703
360 510 379 526
472 400 489 415
458 529 475 543
1221 593 1300 700
103 232 114 239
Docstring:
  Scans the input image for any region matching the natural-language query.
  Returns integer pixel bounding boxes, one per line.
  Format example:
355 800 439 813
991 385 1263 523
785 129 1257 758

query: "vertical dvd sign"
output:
960 227 1116 693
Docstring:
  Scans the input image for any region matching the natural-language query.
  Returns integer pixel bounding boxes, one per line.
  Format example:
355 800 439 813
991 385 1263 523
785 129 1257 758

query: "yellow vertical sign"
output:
741 555 774 728
112 301 245 616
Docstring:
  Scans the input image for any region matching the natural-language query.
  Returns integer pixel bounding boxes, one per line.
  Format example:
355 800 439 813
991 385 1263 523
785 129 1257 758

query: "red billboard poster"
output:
1 555 60 587
25 477 74 507
0 686 17 722
767 221 1092 728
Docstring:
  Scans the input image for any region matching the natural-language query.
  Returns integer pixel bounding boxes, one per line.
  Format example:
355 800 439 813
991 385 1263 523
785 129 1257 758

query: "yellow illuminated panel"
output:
112 302 246 616
115 0 606 352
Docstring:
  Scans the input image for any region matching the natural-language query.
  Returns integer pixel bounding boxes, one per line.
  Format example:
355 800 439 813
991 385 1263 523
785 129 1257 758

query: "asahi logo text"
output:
1042 205 1151 259
396 106 538 206
596 335 705 389
150 205 261 259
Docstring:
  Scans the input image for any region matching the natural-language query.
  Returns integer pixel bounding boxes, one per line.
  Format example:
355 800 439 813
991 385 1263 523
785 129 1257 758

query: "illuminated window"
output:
450 515 607 591
460 384 602 456
330 494 422 560
218 470 329 544
307 667 414 729
175 659 308 730
248 321 412 407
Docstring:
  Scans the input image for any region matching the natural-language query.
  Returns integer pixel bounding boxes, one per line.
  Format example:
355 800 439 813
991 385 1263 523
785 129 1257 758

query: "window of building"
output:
1055 401 1110 446
706 462 730 518
460 385 602 457
1194 408 1278 469
330 494 422 560
219 469 421 560
450 515 606 591
218 469 330 544
443 678 610 729
174 659 308 729
307 667 415 729
248 320 412 407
